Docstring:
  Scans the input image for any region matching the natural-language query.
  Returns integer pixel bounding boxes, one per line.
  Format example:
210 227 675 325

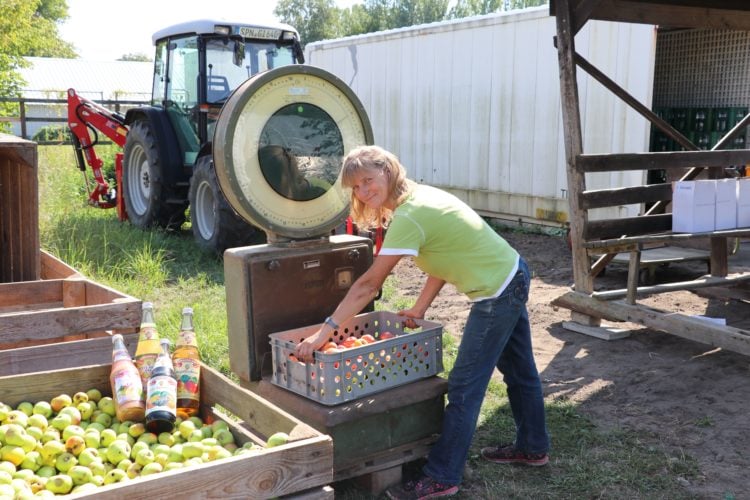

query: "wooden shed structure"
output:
550 0 750 354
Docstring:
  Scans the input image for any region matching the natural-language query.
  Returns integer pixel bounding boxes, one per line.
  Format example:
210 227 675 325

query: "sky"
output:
59 0 360 61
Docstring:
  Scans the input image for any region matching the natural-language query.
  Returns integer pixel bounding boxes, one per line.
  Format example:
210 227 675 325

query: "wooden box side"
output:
0 363 333 499
0 134 39 283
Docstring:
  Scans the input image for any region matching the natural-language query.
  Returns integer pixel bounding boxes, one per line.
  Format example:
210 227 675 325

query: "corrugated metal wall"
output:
306 7 656 225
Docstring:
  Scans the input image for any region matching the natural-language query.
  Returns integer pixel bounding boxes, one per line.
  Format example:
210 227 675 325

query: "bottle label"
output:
174 358 201 402
140 325 159 340
112 349 131 363
178 330 198 347
135 354 158 385
146 376 177 416
112 368 143 406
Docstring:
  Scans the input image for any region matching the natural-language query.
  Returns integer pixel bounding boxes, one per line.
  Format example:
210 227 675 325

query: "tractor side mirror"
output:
233 40 245 67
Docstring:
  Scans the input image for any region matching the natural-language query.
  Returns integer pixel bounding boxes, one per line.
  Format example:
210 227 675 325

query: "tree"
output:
275 0 341 46
119 53 152 62
0 0 76 131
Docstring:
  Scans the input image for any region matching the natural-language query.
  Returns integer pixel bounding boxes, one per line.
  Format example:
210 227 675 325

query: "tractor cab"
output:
150 19 304 166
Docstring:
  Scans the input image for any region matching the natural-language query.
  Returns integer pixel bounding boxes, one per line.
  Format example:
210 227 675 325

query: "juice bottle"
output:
145 339 177 434
110 334 145 422
173 307 201 419
134 302 161 396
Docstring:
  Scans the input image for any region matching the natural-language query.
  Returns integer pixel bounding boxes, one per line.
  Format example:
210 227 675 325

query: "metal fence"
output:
0 96 149 145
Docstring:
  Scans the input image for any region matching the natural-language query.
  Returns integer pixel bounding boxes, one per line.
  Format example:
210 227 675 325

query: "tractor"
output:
68 19 305 253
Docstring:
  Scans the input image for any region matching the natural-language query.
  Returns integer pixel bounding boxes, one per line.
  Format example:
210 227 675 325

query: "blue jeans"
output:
423 258 549 485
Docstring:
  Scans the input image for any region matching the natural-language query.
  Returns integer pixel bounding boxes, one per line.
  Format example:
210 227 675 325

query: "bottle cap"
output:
143 302 153 309
183 307 193 314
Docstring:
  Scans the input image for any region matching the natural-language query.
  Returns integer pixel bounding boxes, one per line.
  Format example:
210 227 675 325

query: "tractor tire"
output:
188 156 263 254
122 120 187 230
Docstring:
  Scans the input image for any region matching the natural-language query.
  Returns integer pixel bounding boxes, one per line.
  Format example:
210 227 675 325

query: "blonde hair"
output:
342 145 414 229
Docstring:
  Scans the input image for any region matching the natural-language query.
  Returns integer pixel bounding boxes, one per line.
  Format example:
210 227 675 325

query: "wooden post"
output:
555 0 599 326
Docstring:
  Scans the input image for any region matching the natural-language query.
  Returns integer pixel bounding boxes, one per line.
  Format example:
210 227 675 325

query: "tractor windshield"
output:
205 38 296 103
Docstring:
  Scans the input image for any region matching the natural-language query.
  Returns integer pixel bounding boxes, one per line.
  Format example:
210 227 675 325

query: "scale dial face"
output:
214 65 374 239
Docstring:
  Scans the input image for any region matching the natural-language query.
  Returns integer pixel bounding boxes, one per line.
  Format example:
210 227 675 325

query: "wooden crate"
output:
0 133 39 283
0 275 141 351
0 363 334 498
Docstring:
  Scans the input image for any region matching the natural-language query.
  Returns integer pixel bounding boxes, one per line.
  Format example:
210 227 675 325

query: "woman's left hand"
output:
397 307 424 329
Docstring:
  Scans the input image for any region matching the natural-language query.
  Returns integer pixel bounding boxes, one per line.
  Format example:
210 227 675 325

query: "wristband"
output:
324 316 339 330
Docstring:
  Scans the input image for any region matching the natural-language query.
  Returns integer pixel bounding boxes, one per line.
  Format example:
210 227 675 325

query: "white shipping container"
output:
306 7 656 226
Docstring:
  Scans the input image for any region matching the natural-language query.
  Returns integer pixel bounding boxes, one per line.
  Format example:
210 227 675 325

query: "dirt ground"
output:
392 230 750 499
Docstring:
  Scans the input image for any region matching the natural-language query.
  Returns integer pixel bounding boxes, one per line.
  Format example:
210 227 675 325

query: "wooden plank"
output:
0 279 63 308
583 228 750 250
572 0 603 34
201 364 319 441
584 213 672 240
590 272 750 300
0 332 137 376
626 249 641 304
551 290 750 356
562 320 631 340
40 250 82 279
580 183 672 209
556 0 595 299
62 278 86 307
710 236 728 277
577 149 750 173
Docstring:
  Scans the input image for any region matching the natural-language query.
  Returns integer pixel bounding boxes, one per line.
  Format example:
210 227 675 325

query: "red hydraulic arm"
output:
67 88 129 220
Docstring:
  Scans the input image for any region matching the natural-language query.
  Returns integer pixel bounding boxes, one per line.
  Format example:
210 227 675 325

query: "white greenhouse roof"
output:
19 57 152 101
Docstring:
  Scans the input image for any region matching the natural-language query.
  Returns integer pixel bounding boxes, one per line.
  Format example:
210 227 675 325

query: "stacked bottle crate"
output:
650 106 748 152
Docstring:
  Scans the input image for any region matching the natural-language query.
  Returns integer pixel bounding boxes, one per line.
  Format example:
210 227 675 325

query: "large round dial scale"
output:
213 65 374 241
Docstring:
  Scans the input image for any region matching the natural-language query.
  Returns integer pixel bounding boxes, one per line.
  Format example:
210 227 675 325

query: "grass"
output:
36 145 701 498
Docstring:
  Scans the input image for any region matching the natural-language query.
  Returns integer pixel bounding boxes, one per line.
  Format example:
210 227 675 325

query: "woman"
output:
295 145 549 499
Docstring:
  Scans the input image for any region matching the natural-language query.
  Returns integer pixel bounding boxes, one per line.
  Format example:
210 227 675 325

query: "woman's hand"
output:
397 307 424 329
294 328 327 362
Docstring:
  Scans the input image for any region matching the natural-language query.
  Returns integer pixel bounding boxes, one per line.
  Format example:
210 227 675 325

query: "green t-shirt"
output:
380 185 519 301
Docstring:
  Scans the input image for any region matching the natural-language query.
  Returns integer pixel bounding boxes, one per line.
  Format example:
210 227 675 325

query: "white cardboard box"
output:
738 179 750 228
715 178 737 230
672 180 716 233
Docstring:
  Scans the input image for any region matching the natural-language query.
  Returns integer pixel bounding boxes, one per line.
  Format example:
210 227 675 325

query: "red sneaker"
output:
481 443 549 466
385 475 459 499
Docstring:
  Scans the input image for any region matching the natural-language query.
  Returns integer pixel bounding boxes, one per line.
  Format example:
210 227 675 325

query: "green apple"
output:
223 443 238 453
83 430 101 449
15 402 33 417
0 445 26 467
117 433 135 447
266 432 290 448
188 429 204 443
180 442 203 459
105 440 131 465
0 403 11 421
210 420 230 433
62 425 85 441
85 388 102 403
97 397 116 417
86 422 105 434
157 432 175 446
27 474 48 494
0 470 11 485
71 482 98 494
206 445 232 461
68 464 93 486
150 444 170 456
199 425 213 440
0 461 15 475
49 394 72 413
26 414 48 432
187 416 204 428
54 452 77 473
45 474 73 494
117 421 133 435
166 444 184 463
3 424 28 446
163 462 184 471
130 441 149 459
171 431 185 444
88 461 107 478
134 448 154 467
12 468 34 480
184 457 203 467
103 468 127 484
72 392 88 406
39 441 65 463
77 448 100 467
0 484 14 497
128 423 146 439
100 429 117 448
137 432 158 445
213 428 235 446
93 412 112 428
91 474 104 486
76 402 95 422
116 458 133 471
40 428 60 444
201 437 218 448
126 462 142 479
35 465 55 478
50 414 72 432
59 407 82 426
5 411 29 428
177 420 196 439
154 453 169 468
140 462 162 476
19 450 42 472
32 402 52 419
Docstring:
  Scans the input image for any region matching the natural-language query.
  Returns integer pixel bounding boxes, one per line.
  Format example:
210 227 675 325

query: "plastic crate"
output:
270 311 443 405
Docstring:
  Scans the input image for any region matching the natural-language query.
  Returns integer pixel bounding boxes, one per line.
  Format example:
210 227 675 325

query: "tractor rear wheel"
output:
122 120 187 230
188 155 263 254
